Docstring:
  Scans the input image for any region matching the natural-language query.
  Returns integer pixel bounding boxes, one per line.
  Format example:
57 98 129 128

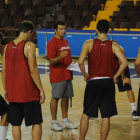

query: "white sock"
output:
52 119 58 124
130 103 136 112
62 118 68 123
0 126 8 140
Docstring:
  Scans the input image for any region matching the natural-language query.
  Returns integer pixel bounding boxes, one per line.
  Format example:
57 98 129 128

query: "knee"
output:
62 97 69 101
51 98 59 103
82 114 89 120
1 114 8 126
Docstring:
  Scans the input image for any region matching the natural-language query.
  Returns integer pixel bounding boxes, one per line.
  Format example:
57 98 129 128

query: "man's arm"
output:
78 40 93 81
135 47 140 76
25 42 45 104
2 45 7 100
112 42 128 82
49 50 68 65
118 47 125 79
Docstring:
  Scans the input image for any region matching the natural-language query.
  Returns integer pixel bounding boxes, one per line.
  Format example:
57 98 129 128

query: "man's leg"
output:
61 97 69 119
61 97 77 129
32 124 42 140
127 89 135 103
50 98 59 120
127 89 139 120
100 118 110 140
79 114 89 140
127 89 137 111
50 98 63 130
12 126 21 140
0 113 8 140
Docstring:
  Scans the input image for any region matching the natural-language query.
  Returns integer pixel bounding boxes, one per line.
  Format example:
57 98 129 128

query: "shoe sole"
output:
132 118 139 121
132 116 139 121
51 127 63 131
62 126 78 129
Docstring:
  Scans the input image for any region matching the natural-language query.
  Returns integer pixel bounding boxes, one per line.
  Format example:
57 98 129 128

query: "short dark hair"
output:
19 20 35 33
54 21 66 30
112 40 119 45
97 19 109 33
0 32 3 40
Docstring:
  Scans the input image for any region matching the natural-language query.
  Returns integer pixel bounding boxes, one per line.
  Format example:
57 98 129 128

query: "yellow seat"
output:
129 28 140 31
104 6 119 16
105 1 120 7
113 28 128 31
96 11 112 22
83 21 97 30
109 0 122 5
105 1 120 13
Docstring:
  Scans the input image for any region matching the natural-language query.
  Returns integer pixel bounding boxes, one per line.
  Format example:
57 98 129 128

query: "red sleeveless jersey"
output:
5 40 40 103
88 38 119 80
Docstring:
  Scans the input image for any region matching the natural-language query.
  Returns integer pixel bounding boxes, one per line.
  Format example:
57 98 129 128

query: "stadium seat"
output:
74 21 89 29
33 2 45 16
90 1 103 16
24 10 37 25
83 21 97 30
96 11 112 22
82 11 96 22
67 10 81 24
112 11 125 26
120 1 134 15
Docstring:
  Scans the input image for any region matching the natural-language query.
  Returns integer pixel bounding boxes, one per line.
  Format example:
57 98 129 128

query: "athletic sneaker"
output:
51 120 63 131
61 120 78 129
132 111 139 121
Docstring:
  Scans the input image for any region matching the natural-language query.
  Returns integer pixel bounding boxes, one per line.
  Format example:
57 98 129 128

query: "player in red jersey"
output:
2 21 45 140
78 19 128 140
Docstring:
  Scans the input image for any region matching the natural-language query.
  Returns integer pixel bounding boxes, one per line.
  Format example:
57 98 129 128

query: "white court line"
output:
130 74 137 78
37 66 49 69
117 102 129 105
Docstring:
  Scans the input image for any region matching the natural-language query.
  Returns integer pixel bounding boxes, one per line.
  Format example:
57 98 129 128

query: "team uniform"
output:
5 40 43 126
0 95 8 116
83 38 119 118
117 66 132 92
47 36 74 98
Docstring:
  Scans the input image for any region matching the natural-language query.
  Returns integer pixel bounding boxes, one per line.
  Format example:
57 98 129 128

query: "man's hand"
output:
72 59 76 64
40 90 46 104
59 50 68 59
122 77 131 86
84 74 89 82
113 75 118 83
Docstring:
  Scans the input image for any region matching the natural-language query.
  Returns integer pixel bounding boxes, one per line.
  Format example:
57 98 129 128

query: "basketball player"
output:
0 32 9 140
78 19 128 140
2 21 45 140
47 21 77 131
112 40 138 121
135 47 140 75
135 47 140 116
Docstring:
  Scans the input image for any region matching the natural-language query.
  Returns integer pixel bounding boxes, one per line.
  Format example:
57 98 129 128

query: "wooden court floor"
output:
0 56 140 140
